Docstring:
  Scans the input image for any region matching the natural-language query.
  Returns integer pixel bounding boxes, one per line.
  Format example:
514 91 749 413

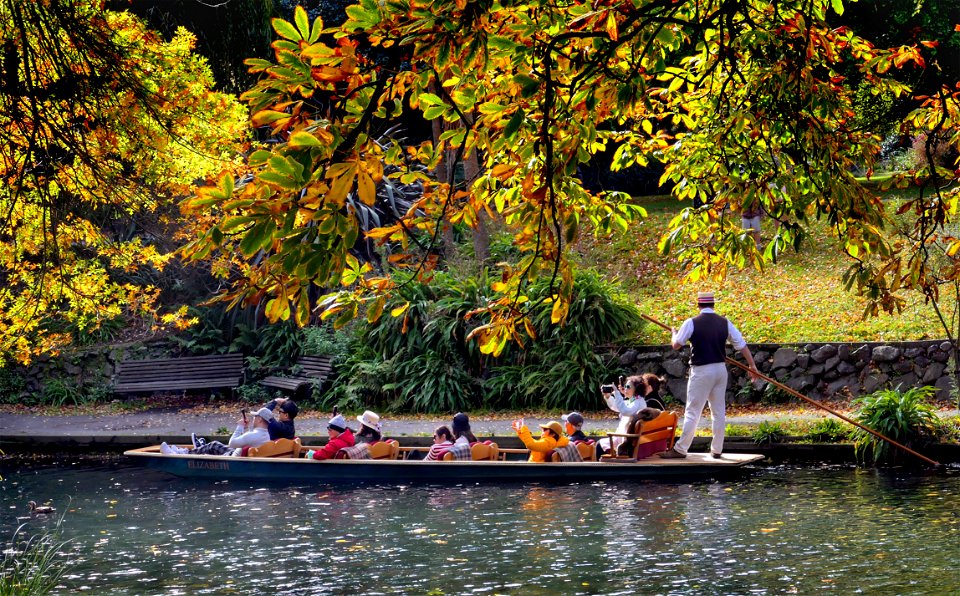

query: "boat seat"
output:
576 440 597 462
549 442 584 462
369 440 400 460
600 411 677 462
246 438 302 458
442 440 499 461
470 441 499 461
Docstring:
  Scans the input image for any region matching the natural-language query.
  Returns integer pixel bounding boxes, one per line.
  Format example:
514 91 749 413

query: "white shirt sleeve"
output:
672 317 695 346
609 391 647 416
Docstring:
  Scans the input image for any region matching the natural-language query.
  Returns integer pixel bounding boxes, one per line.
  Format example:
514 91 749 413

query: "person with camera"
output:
160 408 273 456
660 291 760 459
263 397 298 440
596 375 650 456
512 418 569 462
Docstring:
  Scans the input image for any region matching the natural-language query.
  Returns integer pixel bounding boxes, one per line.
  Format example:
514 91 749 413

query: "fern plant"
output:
851 386 942 465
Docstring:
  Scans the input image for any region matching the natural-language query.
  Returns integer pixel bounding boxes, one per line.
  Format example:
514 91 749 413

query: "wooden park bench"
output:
114 353 244 396
260 355 333 397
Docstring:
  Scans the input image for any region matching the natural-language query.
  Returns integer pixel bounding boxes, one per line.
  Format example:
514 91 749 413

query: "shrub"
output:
0 367 26 405
752 421 787 445
806 417 853 443
852 386 942 465
40 378 87 407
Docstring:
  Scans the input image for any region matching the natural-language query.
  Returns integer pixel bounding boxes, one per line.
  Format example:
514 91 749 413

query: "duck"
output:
28 501 55 515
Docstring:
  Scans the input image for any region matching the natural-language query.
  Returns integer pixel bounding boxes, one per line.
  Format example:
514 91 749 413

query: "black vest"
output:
689 312 728 366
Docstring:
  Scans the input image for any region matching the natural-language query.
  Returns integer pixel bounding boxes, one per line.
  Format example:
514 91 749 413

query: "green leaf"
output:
831 0 844 15
272 18 302 41
504 109 524 137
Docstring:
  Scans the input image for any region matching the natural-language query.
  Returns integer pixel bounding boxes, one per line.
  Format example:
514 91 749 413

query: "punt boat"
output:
124 445 764 483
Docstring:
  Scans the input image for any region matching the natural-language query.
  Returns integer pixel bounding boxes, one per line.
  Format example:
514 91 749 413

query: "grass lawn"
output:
572 193 951 344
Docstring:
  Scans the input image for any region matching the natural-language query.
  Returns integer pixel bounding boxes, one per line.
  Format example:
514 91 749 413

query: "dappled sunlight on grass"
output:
573 196 947 343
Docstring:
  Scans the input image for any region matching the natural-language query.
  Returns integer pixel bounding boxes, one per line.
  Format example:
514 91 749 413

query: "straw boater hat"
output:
697 291 715 306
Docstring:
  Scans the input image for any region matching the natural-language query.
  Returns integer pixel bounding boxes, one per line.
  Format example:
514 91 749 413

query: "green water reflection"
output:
1 460 958 594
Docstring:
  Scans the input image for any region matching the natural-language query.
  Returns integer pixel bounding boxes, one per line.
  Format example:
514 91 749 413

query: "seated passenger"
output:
597 375 648 456
512 419 569 462
637 373 666 411
264 397 298 440
355 410 383 444
424 425 455 461
451 412 477 445
161 408 273 456
562 412 588 442
305 414 355 460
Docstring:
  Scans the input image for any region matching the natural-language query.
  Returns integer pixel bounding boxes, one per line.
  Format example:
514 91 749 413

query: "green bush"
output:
0 367 26 405
752 421 787 445
806 417 853 443
326 268 639 413
852 386 942 465
40 378 87 407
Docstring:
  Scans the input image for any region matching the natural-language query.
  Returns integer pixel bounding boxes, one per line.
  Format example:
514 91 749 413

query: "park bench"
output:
114 353 244 395
260 355 333 396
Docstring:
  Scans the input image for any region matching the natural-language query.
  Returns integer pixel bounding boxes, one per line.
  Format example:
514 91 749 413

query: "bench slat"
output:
259 355 333 394
114 354 244 394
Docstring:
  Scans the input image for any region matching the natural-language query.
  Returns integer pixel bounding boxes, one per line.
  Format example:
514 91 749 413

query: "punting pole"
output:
640 313 942 468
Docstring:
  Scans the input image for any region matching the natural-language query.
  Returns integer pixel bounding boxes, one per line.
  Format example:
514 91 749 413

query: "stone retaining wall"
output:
615 340 958 404
11 339 960 405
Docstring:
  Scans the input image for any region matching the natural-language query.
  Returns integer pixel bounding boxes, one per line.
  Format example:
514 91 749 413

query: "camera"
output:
601 384 615 394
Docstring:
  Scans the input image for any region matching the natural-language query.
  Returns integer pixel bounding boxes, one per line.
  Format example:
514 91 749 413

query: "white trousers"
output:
674 362 727 455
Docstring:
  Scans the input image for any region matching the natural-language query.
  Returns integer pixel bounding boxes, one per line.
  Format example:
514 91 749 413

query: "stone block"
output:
914 355 929 368
619 349 638 366
807 364 825 375
810 344 838 363
667 378 688 404
787 375 816 393
940 341 954 353
861 373 889 394
904 347 924 359
837 361 858 375
893 360 914 374
796 354 810 369
852 345 871 364
891 373 918 392
663 358 687 378
772 347 798 369
871 345 901 363
824 356 840 372
934 375 955 401
931 350 949 363
921 362 946 384
826 376 857 396
837 344 850 361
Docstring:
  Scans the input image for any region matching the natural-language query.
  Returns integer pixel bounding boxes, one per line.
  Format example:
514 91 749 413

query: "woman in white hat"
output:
355 410 383 444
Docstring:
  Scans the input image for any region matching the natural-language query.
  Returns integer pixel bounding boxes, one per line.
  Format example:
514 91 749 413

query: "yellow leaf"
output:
550 298 569 324
605 12 618 41
357 172 377 205
328 170 356 206
391 302 410 317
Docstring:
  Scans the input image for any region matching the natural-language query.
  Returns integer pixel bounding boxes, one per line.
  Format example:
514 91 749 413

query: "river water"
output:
1 458 958 595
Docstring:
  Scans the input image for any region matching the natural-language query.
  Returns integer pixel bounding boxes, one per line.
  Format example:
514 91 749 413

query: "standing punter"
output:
660 291 760 459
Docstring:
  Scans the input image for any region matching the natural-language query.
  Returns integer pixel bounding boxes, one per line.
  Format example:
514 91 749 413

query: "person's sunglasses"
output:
625 384 633 389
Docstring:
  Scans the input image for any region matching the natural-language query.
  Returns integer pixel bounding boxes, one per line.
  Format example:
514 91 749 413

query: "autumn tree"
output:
0 0 246 363
184 0 936 357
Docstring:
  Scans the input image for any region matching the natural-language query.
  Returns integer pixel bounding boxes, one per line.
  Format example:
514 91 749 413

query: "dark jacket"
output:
264 399 295 440
569 430 588 443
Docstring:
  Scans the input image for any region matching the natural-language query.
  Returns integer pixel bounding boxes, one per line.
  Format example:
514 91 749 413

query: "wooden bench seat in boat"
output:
335 440 400 460
600 411 678 462
442 441 499 461
260 355 333 396
114 353 244 395
246 438 302 458
550 440 597 462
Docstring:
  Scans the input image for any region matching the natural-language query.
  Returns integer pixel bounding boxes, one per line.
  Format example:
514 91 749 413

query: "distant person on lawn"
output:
661 291 760 460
